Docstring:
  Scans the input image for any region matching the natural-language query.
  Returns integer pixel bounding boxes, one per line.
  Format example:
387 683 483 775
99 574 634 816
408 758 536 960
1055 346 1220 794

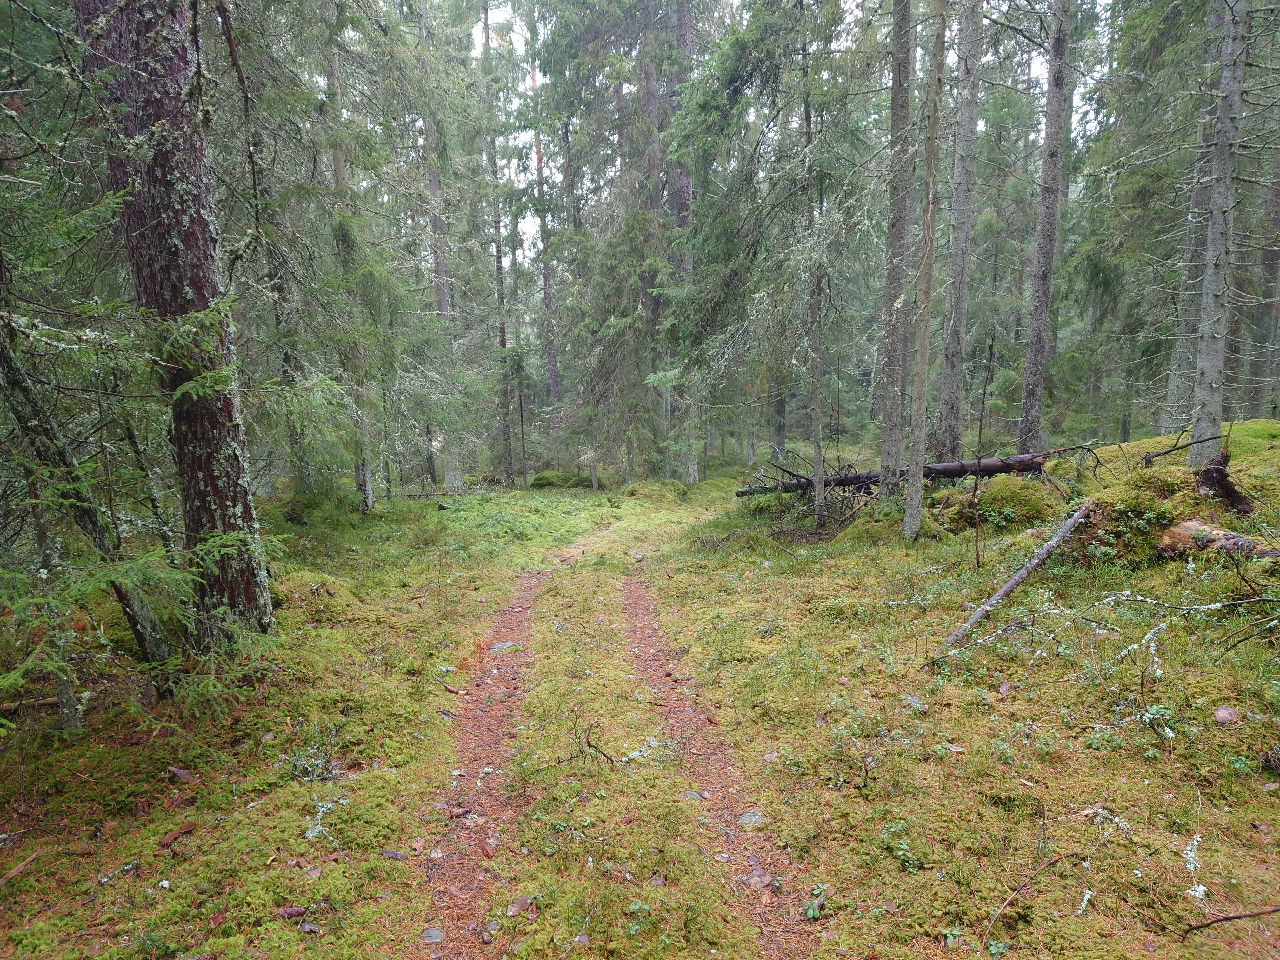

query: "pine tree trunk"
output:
933 0 982 461
904 0 948 542
74 0 272 649
1017 0 1071 454
800 4 825 524
877 0 915 495
1190 0 1250 469
427 160 452 324
670 0 694 273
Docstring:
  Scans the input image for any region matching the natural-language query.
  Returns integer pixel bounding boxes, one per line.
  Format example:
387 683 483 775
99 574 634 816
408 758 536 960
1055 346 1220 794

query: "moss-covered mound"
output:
529 469 593 490
933 474 1066 531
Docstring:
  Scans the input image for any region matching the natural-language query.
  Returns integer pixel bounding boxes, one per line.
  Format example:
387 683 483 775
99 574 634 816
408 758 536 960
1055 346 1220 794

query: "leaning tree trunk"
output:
1017 0 1071 455
933 0 983 461
74 0 272 650
1190 0 1250 469
0 326 171 664
876 0 915 496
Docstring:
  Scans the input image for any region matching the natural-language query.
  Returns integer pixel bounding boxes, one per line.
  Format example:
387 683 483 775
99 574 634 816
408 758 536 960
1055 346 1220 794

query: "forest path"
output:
412 565 547 958
621 575 819 959
410 528 619 959
408 508 820 960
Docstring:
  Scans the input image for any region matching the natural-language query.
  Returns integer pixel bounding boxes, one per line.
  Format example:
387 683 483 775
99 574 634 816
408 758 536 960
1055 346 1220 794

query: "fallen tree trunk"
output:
1159 520 1280 559
736 449 1068 497
0 696 59 714
926 501 1093 666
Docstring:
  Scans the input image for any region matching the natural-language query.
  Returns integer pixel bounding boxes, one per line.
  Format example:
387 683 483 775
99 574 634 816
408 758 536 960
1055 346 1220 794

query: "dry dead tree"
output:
926 501 1093 666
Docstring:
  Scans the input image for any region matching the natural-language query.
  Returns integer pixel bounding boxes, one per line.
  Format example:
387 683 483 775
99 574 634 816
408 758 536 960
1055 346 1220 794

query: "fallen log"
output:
0 696 59 714
1159 520 1280 559
736 449 1068 497
926 501 1093 666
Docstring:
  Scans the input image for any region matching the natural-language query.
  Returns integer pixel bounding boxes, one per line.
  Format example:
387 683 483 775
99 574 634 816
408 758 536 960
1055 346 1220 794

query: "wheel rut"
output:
410 567 548 959
621 575 818 959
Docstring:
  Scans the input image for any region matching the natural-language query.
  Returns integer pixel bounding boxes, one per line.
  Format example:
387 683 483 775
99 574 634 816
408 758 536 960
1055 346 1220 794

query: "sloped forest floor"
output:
3 426 1280 960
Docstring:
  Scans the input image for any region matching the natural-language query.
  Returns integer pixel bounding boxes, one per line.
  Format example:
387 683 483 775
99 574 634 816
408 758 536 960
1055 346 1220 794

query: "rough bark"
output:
877 0 915 495
426 147 452 325
531 65 561 408
1017 0 1071 454
1189 0 1250 470
1257 171 1280 416
1162 117 1214 432
771 389 787 461
670 0 694 275
904 0 948 542
801 4 825 525
1 325 171 663
74 0 272 649
933 0 983 461
483 0 514 484
24 465 58 572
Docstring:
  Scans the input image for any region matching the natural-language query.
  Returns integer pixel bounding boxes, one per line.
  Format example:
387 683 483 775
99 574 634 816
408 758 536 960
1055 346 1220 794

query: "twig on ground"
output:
1182 905 1280 939
0 849 41 890
981 851 1083 947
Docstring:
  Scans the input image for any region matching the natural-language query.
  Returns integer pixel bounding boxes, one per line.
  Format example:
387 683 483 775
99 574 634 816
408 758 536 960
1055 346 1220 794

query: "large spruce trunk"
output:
876 0 915 495
933 0 982 461
1017 0 1071 454
74 0 273 650
1189 0 1250 468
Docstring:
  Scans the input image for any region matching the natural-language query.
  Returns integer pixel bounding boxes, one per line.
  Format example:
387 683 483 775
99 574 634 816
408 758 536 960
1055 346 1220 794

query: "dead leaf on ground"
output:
158 823 196 847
